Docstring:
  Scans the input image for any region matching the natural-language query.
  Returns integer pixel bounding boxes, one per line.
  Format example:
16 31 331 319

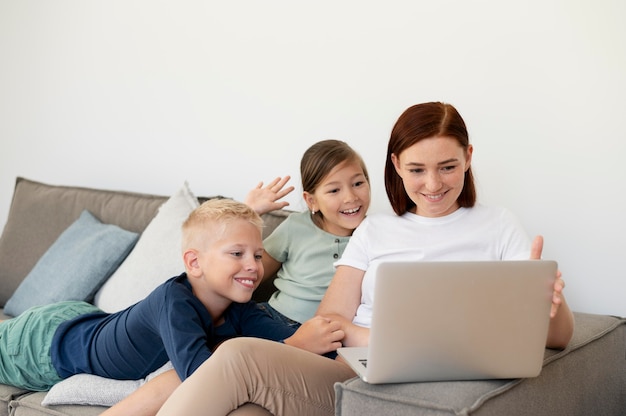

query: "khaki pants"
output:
157 337 356 416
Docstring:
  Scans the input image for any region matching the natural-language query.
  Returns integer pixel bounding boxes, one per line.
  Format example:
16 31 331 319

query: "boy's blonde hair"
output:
182 198 263 252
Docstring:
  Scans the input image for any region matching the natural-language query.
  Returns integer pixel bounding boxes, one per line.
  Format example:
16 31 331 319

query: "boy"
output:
0 199 344 392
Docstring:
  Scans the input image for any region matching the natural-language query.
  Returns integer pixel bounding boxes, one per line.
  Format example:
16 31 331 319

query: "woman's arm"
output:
316 265 369 347
545 276 574 349
530 235 574 349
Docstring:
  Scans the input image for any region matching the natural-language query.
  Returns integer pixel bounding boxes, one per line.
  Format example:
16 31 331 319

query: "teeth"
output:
342 207 360 214
425 194 443 200
239 279 254 285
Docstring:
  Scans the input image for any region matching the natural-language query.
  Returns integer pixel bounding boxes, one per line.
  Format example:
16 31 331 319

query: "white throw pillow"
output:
94 182 199 313
42 362 174 407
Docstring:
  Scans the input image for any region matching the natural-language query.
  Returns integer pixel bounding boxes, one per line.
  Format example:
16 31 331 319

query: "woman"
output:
317 101 573 348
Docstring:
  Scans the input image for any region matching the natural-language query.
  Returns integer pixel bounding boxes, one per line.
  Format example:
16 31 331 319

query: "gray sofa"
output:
0 177 624 416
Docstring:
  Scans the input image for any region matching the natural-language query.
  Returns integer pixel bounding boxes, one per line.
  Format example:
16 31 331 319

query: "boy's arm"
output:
100 370 180 416
159 290 214 379
283 315 344 354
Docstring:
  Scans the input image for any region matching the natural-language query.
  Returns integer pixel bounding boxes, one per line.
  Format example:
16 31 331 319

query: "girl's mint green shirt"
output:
264 210 351 323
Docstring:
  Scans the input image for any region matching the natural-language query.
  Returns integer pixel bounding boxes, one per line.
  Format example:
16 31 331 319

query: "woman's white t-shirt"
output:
334 204 531 327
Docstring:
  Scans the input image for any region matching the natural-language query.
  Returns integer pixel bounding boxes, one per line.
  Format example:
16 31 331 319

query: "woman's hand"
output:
530 235 574 348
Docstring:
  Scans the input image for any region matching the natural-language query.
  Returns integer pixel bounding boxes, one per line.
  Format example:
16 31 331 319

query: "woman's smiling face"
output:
391 135 473 218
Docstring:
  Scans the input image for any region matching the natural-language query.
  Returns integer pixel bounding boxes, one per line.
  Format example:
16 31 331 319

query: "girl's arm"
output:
316 265 369 347
261 252 282 284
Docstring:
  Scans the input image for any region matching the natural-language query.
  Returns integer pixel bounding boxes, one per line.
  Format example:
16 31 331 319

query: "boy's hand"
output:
284 316 344 354
244 176 294 215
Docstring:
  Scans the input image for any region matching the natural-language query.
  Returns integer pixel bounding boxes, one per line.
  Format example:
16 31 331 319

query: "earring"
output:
311 209 316 215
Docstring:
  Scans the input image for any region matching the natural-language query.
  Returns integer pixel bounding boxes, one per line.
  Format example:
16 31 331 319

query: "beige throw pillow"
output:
94 182 199 313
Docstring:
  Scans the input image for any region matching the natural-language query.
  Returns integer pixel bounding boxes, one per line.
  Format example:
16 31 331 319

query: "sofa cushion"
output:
0 178 169 308
3 210 138 317
94 182 200 313
9 391 107 416
0 383 30 416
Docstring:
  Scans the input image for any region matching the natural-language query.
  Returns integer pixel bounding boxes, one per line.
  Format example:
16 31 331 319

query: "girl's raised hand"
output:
244 176 295 215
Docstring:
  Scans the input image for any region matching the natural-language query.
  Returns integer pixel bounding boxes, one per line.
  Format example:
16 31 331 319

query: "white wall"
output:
1 1 624 316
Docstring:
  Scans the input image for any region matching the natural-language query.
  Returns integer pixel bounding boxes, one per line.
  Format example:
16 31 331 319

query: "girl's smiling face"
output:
304 160 370 236
391 136 473 218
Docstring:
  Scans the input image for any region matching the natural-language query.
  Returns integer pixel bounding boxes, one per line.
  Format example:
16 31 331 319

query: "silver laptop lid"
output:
362 260 556 384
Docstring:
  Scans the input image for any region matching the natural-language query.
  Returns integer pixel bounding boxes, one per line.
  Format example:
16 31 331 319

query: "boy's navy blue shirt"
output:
50 273 296 381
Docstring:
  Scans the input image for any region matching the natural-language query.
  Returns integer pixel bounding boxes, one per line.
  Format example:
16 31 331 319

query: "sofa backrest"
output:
0 177 292 307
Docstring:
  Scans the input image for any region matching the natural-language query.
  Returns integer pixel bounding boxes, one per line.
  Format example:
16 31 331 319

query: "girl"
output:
253 139 371 326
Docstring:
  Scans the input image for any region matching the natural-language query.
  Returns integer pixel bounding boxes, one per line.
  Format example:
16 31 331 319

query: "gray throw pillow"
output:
3 210 138 317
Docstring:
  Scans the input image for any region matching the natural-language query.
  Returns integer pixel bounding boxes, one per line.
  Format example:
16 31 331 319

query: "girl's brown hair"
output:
301 139 369 193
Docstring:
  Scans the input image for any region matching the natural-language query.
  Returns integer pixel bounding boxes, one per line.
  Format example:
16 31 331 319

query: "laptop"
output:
337 260 556 384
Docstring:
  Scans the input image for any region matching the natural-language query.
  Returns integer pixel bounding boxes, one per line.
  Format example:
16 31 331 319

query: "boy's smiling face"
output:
187 218 264 316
